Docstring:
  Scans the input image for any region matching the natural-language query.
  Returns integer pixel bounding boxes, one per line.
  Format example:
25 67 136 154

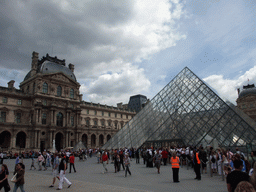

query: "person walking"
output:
101 151 109 174
119 151 125 171
153 150 162 174
13 163 25 192
49 153 60 188
56 154 72 190
124 153 131 177
161 148 168 166
69 153 76 173
0 164 10 192
37 153 44 171
170 152 180 183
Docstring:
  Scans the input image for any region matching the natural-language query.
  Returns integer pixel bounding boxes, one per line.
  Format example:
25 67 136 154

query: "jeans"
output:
69 163 76 173
13 183 25 192
125 165 131 177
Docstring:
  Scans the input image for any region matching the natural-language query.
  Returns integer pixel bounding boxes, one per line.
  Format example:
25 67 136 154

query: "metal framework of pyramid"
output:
103 67 256 149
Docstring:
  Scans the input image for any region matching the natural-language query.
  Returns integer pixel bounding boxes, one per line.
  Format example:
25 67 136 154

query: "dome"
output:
24 60 76 82
238 87 256 98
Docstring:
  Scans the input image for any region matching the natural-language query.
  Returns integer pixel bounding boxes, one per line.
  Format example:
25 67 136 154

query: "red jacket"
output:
161 150 168 159
69 156 75 164
102 154 108 162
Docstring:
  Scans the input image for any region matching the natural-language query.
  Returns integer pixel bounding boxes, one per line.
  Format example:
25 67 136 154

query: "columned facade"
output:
0 52 135 152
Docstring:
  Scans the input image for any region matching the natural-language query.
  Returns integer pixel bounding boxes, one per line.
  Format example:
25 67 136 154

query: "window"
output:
86 120 90 126
33 83 35 94
109 112 111 117
57 86 62 96
71 116 74 126
0 112 6 123
42 113 47 124
2 97 7 103
71 104 74 109
121 114 123 118
94 120 97 126
70 88 74 98
115 113 117 118
42 82 48 94
94 110 97 115
26 86 29 93
126 115 128 119
43 100 47 106
16 113 21 123
115 122 118 129
102 111 104 116
108 121 111 126
17 99 22 105
87 109 89 114
56 112 63 127
101 120 105 126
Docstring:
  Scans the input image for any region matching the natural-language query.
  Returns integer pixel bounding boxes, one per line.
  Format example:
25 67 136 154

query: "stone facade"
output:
236 84 256 122
0 52 135 152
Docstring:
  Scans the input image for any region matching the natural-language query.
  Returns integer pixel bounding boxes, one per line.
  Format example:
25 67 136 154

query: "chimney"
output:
237 88 240 96
69 63 74 72
8 80 15 89
31 51 39 77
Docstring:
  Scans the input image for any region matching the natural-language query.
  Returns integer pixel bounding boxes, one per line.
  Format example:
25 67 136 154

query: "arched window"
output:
56 112 63 127
70 88 74 99
42 82 48 94
57 86 62 96
42 113 47 124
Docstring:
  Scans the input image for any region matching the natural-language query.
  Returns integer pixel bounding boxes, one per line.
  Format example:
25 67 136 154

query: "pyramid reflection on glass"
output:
103 67 256 149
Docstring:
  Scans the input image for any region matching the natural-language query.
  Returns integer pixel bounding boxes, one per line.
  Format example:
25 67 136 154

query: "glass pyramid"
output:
103 67 256 149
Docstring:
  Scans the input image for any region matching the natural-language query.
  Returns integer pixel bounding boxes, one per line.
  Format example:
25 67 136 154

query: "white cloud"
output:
82 61 151 105
203 66 256 104
0 0 186 105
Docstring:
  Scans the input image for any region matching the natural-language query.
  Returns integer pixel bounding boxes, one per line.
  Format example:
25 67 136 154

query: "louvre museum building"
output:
0 52 135 152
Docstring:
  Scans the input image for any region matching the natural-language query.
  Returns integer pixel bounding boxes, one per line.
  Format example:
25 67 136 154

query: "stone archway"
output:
16 131 26 148
82 134 87 147
91 134 96 147
0 131 11 148
99 134 104 146
107 134 111 141
55 132 64 152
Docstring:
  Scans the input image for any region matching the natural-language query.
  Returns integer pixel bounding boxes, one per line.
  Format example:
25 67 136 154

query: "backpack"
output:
211 156 215 163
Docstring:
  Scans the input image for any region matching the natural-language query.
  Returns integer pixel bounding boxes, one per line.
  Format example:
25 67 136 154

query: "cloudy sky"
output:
0 0 255 106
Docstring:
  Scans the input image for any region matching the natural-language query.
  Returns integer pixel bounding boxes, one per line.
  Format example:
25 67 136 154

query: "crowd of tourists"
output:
1 146 256 191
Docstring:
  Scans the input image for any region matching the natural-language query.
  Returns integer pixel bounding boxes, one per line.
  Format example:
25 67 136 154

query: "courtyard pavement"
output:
2 156 227 192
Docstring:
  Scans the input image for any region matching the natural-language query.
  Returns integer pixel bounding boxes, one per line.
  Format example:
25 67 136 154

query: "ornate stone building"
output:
236 84 256 122
0 52 135 152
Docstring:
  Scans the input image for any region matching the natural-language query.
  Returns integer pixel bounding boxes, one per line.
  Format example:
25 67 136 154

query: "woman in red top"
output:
69 153 76 173
101 151 109 174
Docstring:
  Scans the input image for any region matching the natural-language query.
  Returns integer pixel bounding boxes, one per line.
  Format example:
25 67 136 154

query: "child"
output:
30 157 36 170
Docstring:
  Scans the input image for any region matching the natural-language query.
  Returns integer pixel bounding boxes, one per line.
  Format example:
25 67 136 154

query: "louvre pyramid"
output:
103 67 256 149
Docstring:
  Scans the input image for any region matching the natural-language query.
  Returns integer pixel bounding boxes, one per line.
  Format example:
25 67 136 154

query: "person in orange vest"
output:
193 149 201 180
170 151 180 182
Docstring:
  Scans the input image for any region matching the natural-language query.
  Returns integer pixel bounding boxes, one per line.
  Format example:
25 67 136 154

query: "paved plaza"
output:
3 157 227 192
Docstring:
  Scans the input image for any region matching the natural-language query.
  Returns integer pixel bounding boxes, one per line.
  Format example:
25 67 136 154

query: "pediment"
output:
46 73 78 86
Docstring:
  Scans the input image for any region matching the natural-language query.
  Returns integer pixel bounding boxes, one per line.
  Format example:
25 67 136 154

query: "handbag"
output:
11 173 17 182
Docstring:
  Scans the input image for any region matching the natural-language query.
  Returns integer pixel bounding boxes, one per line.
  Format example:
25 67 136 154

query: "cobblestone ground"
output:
3 157 227 192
